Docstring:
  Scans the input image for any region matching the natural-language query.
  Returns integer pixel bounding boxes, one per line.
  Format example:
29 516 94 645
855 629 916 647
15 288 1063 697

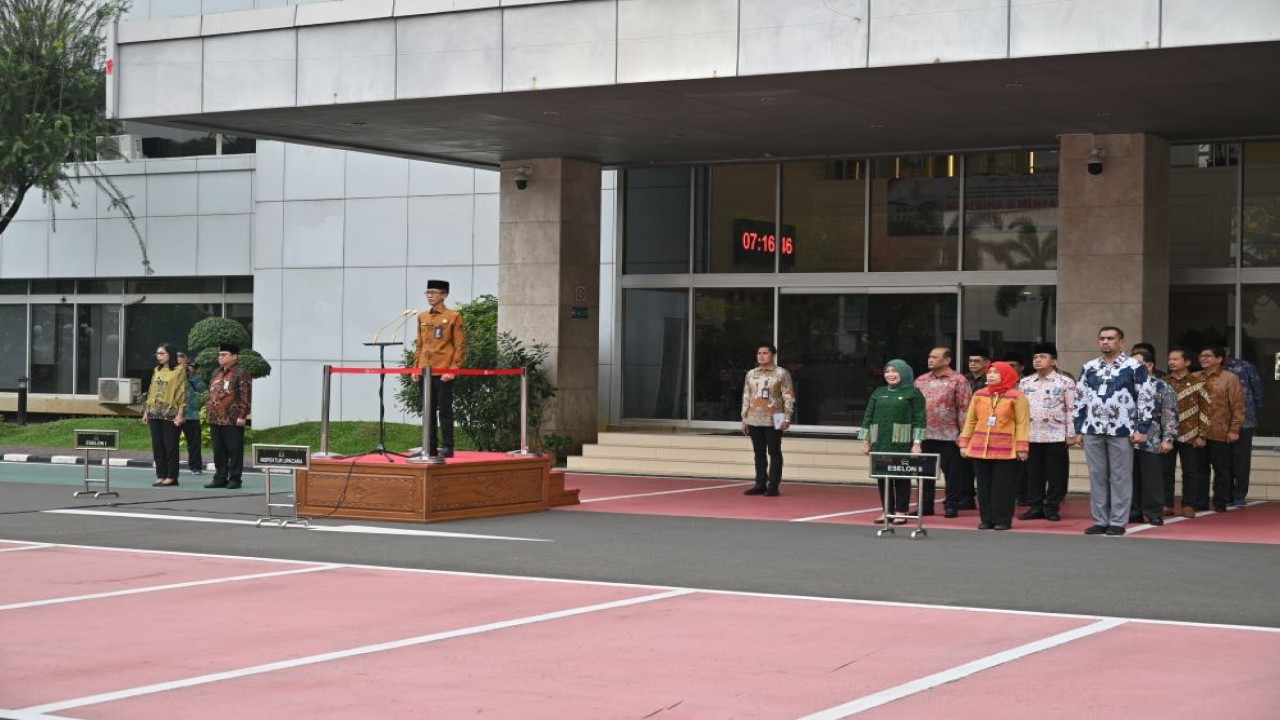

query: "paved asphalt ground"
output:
2 463 1277 630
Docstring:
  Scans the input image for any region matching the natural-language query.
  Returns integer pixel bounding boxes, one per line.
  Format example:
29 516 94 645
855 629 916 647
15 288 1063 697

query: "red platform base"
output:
295 452 578 523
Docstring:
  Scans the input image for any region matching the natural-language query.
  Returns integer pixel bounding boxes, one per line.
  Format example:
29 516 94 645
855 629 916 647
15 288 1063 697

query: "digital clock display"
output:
732 218 796 268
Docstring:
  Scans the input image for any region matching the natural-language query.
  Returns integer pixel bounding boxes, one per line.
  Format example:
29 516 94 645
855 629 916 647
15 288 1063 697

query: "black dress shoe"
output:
993 524 1010 531
1214 504 1228 513
1105 525 1126 536
225 482 242 490
764 488 781 497
1084 524 1108 535
1018 507 1046 521
204 480 228 489
977 523 993 530
440 448 455 458
1045 507 1062 522
744 485 766 496
1148 516 1164 526
943 507 958 519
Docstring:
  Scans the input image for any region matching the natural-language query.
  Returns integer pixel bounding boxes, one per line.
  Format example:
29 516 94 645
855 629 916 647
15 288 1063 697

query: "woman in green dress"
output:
861 359 927 524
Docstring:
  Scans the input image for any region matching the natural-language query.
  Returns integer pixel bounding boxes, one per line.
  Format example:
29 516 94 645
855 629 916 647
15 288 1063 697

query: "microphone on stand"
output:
370 309 421 344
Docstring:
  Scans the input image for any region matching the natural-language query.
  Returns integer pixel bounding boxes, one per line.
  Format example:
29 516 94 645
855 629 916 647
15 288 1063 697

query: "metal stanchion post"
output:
509 368 541 457
410 368 443 464
313 365 340 458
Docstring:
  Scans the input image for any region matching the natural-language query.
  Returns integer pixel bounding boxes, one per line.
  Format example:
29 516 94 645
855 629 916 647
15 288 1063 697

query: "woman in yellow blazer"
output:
959 361 1030 530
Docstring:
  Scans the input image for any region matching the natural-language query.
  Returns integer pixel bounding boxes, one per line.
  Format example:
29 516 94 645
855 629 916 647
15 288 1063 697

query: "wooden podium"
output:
295 454 578 523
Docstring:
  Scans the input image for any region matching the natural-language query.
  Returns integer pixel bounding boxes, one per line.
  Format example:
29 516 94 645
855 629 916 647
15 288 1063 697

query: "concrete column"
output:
498 158 602 449
1057 133 1169 374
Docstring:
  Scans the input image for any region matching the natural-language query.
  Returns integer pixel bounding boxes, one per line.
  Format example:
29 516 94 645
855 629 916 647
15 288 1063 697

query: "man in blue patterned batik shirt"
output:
1073 326 1154 537
1224 346 1264 506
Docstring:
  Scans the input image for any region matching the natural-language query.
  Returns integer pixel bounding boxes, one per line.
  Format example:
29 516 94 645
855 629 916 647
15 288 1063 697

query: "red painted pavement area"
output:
563 474 1277 543
858 622 1280 720
0 559 652 709
0 546 313 606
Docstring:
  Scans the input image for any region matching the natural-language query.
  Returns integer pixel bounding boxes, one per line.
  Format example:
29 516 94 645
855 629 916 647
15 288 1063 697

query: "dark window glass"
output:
962 286 1057 372
1243 141 1280 267
623 168 691 274
621 289 688 419
964 150 1058 271
79 279 125 294
1241 284 1279 437
220 136 256 155
692 288 773 420
0 280 27 295
31 280 76 295
226 276 254 293
1168 285 1235 355
0 305 27 384
781 160 865 273
1170 143 1238 270
694 164 778 273
30 304 75 393
226 303 254 341
76 305 121 393
126 278 224 294
870 155 959 271
125 304 220 392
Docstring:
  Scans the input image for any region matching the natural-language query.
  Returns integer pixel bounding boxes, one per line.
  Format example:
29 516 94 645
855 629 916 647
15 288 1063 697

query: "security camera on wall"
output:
1087 147 1105 176
514 166 531 190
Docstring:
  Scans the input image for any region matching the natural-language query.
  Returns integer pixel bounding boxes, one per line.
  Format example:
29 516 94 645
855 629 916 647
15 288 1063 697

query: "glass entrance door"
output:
778 291 957 428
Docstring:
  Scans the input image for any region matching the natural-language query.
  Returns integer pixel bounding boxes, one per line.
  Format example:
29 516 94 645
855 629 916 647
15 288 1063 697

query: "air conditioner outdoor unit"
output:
98 378 140 404
95 134 143 162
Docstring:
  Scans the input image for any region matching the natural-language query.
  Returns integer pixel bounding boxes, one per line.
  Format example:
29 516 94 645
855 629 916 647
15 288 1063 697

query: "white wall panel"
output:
1011 0 1158 57
869 0 1007 67
343 198 409 267
599 188 616 265
739 0 867 75
97 176 148 220
407 264 472 304
502 0 616 91
148 173 199 216
118 40 203 118
408 161 474 195
198 171 254 215
617 0 739 83
280 269 344 358
252 268 284 358
52 178 97 221
1162 0 1280 46
46 220 96 278
345 151 410 198
203 29 297 112
474 168 500 194
282 199 345 267
255 141 286 201
471 263 499 297
95 218 150 277
150 0 201 17
341 268 410 358
253 201 285 270
297 20 397 105
283 144 346 200
203 0 259 14
0 222 48 277
276 359 333 424
198 214 253 274
144 216 200 275
396 10 502 98
472 193 499 265
407 195 475 266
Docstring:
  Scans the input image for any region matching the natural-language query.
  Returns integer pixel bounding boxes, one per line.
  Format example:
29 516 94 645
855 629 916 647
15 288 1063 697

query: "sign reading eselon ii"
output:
252 445 311 471
869 452 939 480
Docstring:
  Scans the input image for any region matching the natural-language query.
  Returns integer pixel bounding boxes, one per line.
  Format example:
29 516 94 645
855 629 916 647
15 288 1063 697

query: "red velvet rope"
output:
330 366 525 377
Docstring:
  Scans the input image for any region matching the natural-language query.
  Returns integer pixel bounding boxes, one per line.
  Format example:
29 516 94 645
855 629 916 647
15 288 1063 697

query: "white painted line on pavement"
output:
44 509 549 542
580 482 749 503
791 506 883 522
20 588 694 715
0 543 54 553
798 618 1127 719
0 565 338 611
1125 499 1266 535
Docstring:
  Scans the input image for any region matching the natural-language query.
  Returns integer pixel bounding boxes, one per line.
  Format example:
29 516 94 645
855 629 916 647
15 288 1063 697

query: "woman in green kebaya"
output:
862 359 926 524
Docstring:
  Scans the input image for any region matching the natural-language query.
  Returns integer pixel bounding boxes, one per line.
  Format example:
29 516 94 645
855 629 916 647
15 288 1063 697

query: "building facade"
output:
1 0 1277 443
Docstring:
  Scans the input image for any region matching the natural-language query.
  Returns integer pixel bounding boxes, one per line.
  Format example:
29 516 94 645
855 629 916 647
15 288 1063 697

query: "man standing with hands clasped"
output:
1074 326 1154 536
205 344 252 490
413 279 466 458
741 344 795 497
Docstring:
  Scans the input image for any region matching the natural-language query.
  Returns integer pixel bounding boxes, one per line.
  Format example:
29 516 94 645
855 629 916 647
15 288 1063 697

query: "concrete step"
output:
568 432 1280 499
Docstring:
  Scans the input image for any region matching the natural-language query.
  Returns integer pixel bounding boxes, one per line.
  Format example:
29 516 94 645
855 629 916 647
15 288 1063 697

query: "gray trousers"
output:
1083 434 1134 527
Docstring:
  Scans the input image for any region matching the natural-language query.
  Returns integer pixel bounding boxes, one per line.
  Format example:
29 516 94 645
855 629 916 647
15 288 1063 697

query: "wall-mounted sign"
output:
570 306 589 319
869 452 938 480
252 444 311 471
75 430 120 450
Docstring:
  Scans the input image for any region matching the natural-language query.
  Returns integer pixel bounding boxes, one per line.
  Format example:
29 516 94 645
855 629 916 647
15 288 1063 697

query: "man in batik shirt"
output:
1017 343 1075 522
